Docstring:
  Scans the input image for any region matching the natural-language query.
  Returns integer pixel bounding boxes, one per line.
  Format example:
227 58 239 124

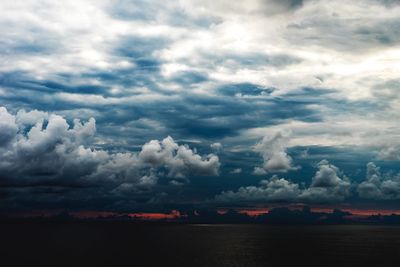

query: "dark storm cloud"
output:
0 72 111 96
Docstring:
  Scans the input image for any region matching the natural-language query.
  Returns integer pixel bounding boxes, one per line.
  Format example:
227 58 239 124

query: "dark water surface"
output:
1 222 400 266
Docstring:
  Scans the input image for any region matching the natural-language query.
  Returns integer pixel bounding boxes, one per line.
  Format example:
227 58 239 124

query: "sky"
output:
1 0 400 214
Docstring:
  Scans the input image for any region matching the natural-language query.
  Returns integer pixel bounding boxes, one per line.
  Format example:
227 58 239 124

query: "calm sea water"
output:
1 223 400 266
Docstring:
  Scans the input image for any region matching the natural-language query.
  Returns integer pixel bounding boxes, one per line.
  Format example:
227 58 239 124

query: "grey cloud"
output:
139 136 220 178
170 71 208 85
300 160 351 202
216 175 301 202
253 167 268 175
109 0 218 27
197 0 304 16
111 172 159 196
210 142 222 152
217 160 351 203
260 0 304 14
357 162 400 199
194 51 302 72
15 109 49 126
0 20 60 57
310 160 345 187
0 107 106 186
230 168 242 174
0 107 220 190
285 4 400 52
253 132 298 174
368 80 400 160
373 79 400 114
378 146 400 161
0 107 18 146
0 66 324 144
218 83 274 97
376 0 400 6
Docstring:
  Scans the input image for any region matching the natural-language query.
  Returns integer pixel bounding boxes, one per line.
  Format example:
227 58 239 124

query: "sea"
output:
1 222 400 266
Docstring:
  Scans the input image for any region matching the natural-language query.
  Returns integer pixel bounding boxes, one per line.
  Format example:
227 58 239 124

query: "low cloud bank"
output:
0 107 220 191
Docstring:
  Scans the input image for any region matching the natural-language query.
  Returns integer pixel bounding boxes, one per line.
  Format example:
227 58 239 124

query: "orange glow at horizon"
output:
127 210 184 220
237 208 269 217
14 207 400 220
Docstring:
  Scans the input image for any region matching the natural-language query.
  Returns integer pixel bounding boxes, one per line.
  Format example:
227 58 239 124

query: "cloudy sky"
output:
1 0 400 214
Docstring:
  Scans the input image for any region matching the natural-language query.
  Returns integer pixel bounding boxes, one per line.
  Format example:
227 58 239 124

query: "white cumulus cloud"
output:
0 107 220 190
253 132 298 174
217 160 351 203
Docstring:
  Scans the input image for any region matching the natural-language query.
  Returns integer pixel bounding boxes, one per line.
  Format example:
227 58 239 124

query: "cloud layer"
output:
1 0 400 210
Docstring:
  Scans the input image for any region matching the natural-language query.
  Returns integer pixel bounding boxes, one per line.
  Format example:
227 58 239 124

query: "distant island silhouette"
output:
3 206 400 225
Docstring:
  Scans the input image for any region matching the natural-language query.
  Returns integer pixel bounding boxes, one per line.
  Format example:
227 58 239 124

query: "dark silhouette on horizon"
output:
3 206 400 225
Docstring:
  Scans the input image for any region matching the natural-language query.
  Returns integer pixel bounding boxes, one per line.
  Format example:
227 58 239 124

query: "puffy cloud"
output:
357 162 400 199
252 167 267 175
139 136 220 178
253 132 297 173
230 168 242 174
0 107 220 190
217 160 351 203
210 142 222 152
111 172 158 195
300 160 351 202
216 175 301 202
0 107 103 182
15 109 49 126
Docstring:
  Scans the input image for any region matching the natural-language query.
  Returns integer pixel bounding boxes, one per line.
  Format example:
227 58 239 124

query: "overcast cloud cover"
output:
1 0 400 212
